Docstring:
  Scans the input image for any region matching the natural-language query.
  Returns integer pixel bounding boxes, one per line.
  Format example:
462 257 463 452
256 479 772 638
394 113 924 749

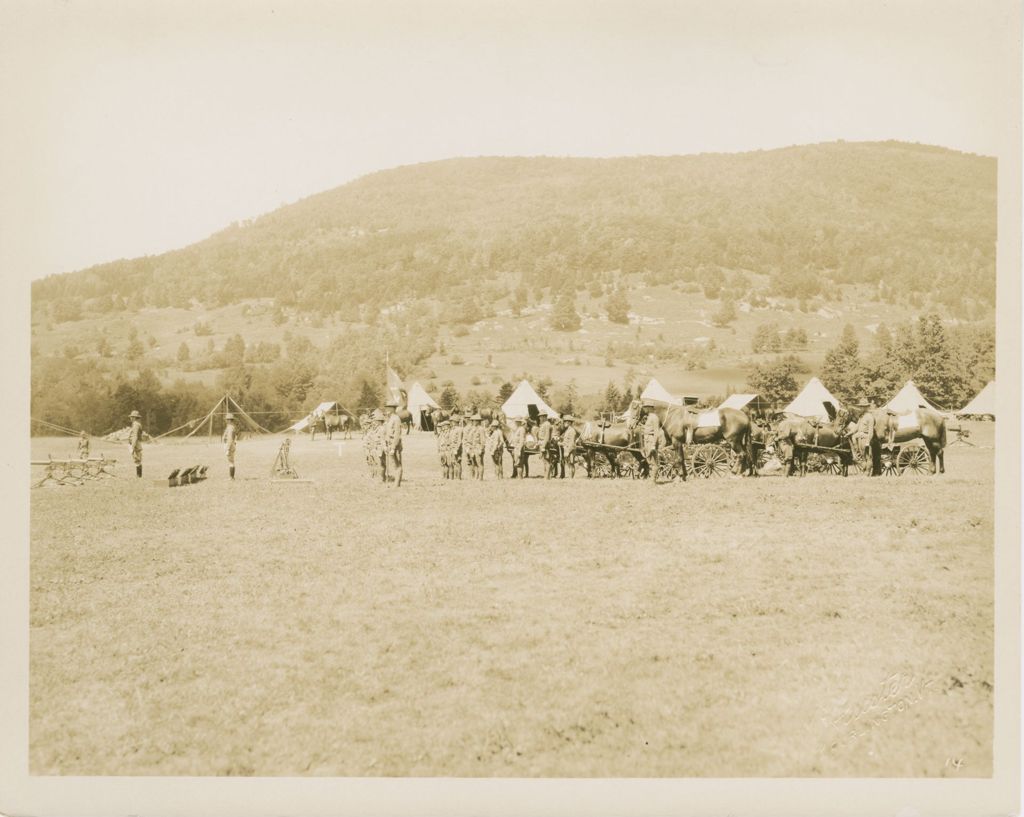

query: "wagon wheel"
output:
879 447 900 476
656 448 681 481
590 451 614 478
898 445 931 475
820 455 843 476
572 451 590 476
692 444 731 478
617 452 643 480
754 446 769 473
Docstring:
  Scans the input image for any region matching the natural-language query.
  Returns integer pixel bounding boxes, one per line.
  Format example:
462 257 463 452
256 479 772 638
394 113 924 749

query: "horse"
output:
637 401 755 480
396 408 414 435
862 407 947 475
772 415 853 476
579 418 645 477
310 409 349 441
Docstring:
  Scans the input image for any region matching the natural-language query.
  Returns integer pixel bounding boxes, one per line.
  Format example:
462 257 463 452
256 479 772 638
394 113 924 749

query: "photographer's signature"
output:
817 672 936 753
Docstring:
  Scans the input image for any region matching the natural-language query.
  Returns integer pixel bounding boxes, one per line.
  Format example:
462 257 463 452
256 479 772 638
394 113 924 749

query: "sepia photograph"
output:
1 0 1020 815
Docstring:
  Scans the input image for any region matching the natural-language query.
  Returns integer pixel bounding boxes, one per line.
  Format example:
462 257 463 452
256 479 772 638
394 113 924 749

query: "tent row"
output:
286 375 995 433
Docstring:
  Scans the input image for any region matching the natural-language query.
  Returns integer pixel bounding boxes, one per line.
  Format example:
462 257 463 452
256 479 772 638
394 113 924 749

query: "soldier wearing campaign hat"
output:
382 398 404 487
509 416 527 478
449 413 465 480
560 414 580 479
365 409 385 478
127 410 144 478
222 412 238 480
485 419 505 479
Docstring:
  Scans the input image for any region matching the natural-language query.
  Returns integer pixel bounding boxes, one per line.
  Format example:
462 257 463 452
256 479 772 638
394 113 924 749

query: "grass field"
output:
29 423 994 777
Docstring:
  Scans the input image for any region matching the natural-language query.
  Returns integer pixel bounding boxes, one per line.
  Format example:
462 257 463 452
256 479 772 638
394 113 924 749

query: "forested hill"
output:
33 141 995 320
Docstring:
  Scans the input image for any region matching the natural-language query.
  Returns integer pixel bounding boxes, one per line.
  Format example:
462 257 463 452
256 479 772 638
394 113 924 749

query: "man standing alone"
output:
127 410 143 478
382 399 404 487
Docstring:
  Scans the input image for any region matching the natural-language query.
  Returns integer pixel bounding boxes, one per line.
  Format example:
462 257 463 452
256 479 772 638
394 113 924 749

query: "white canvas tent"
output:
500 380 557 420
289 401 345 433
719 393 771 413
958 381 995 417
640 378 683 406
406 382 441 430
783 377 843 421
885 380 940 414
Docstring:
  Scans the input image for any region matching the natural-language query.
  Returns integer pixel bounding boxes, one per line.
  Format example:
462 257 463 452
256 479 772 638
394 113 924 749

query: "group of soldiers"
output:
360 400 405 486
432 412 582 480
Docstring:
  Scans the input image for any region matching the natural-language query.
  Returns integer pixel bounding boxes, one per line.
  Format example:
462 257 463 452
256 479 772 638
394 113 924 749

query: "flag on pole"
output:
386 367 406 406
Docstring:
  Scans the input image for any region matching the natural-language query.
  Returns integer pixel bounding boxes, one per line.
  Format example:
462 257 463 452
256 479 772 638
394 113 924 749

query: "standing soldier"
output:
536 414 554 479
222 412 238 480
449 414 465 480
127 410 143 478
560 414 580 479
382 399 404 487
510 417 527 478
436 419 450 478
364 409 384 479
466 413 485 480
486 419 505 479
641 405 662 481
76 431 90 460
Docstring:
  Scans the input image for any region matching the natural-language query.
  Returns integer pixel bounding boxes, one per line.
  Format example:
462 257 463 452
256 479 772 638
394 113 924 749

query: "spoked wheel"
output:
691 444 731 478
879 447 900 476
617 453 643 479
590 452 614 478
656 449 681 481
571 451 590 476
820 455 844 475
898 445 932 475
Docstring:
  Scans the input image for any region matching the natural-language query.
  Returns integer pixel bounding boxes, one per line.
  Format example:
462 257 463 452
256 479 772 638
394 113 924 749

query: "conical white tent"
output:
958 381 995 417
783 377 843 420
406 382 441 430
640 378 683 406
719 393 771 413
500 380 557 420
885 380 940 413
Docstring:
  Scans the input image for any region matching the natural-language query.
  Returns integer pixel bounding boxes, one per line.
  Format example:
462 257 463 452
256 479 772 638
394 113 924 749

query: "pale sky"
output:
0 0 1016 283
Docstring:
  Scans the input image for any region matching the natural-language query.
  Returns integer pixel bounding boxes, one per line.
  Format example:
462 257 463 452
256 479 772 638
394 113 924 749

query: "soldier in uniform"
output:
449 414 465 480
127 409 144 478
535 414 554 479
382 399 404 487
486 419 504 479
641 406 662 481
509 417 527 478
465 413 485 480
77 431 90 460
222 412 238 480
560 414 580 479
365 409 385 479
436 419 451 478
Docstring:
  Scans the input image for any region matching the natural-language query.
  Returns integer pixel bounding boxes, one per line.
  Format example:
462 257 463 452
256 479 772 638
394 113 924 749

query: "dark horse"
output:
863 408 947 475
772 415 853 476
638 402 755 480
311 409 350 441
579 419 645 477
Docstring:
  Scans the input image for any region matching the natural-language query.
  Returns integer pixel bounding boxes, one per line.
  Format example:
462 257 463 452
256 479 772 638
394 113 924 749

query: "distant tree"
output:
819 324 863 404
747 356 804 406
126 336 144 360
605 289 630 324
550 293 582 331
177 342 191 363
223 334 246 367
711 298 736 328
193 321 213 336
913 313 966 408
497 381 515 404
439 381 459 411
783 327 807 350
511 285 528 316
752 322 782 353
601 381 622 414
357 379 382 412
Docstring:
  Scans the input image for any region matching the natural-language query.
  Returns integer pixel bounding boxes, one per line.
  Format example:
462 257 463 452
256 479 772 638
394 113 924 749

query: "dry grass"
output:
29 424 994 777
